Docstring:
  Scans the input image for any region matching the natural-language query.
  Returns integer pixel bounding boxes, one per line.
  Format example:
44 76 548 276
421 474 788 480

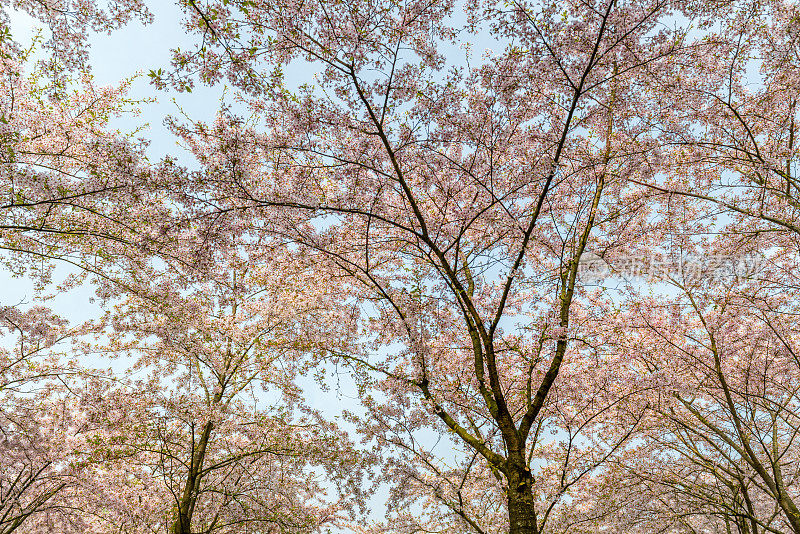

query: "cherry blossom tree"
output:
155 0 728 531
0 306 100 534
599 281 800 534
598 4 800 531
72 245 366 534
4 0 800 532
0 0 178 291
0 45 151 281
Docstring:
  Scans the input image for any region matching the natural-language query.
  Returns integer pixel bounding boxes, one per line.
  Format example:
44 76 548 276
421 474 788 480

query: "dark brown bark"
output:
507 464 538 534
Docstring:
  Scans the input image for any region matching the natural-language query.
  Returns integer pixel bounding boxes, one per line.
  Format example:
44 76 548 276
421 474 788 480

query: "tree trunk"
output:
171 420 214 534
778 495 800 534
507 467 538 534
